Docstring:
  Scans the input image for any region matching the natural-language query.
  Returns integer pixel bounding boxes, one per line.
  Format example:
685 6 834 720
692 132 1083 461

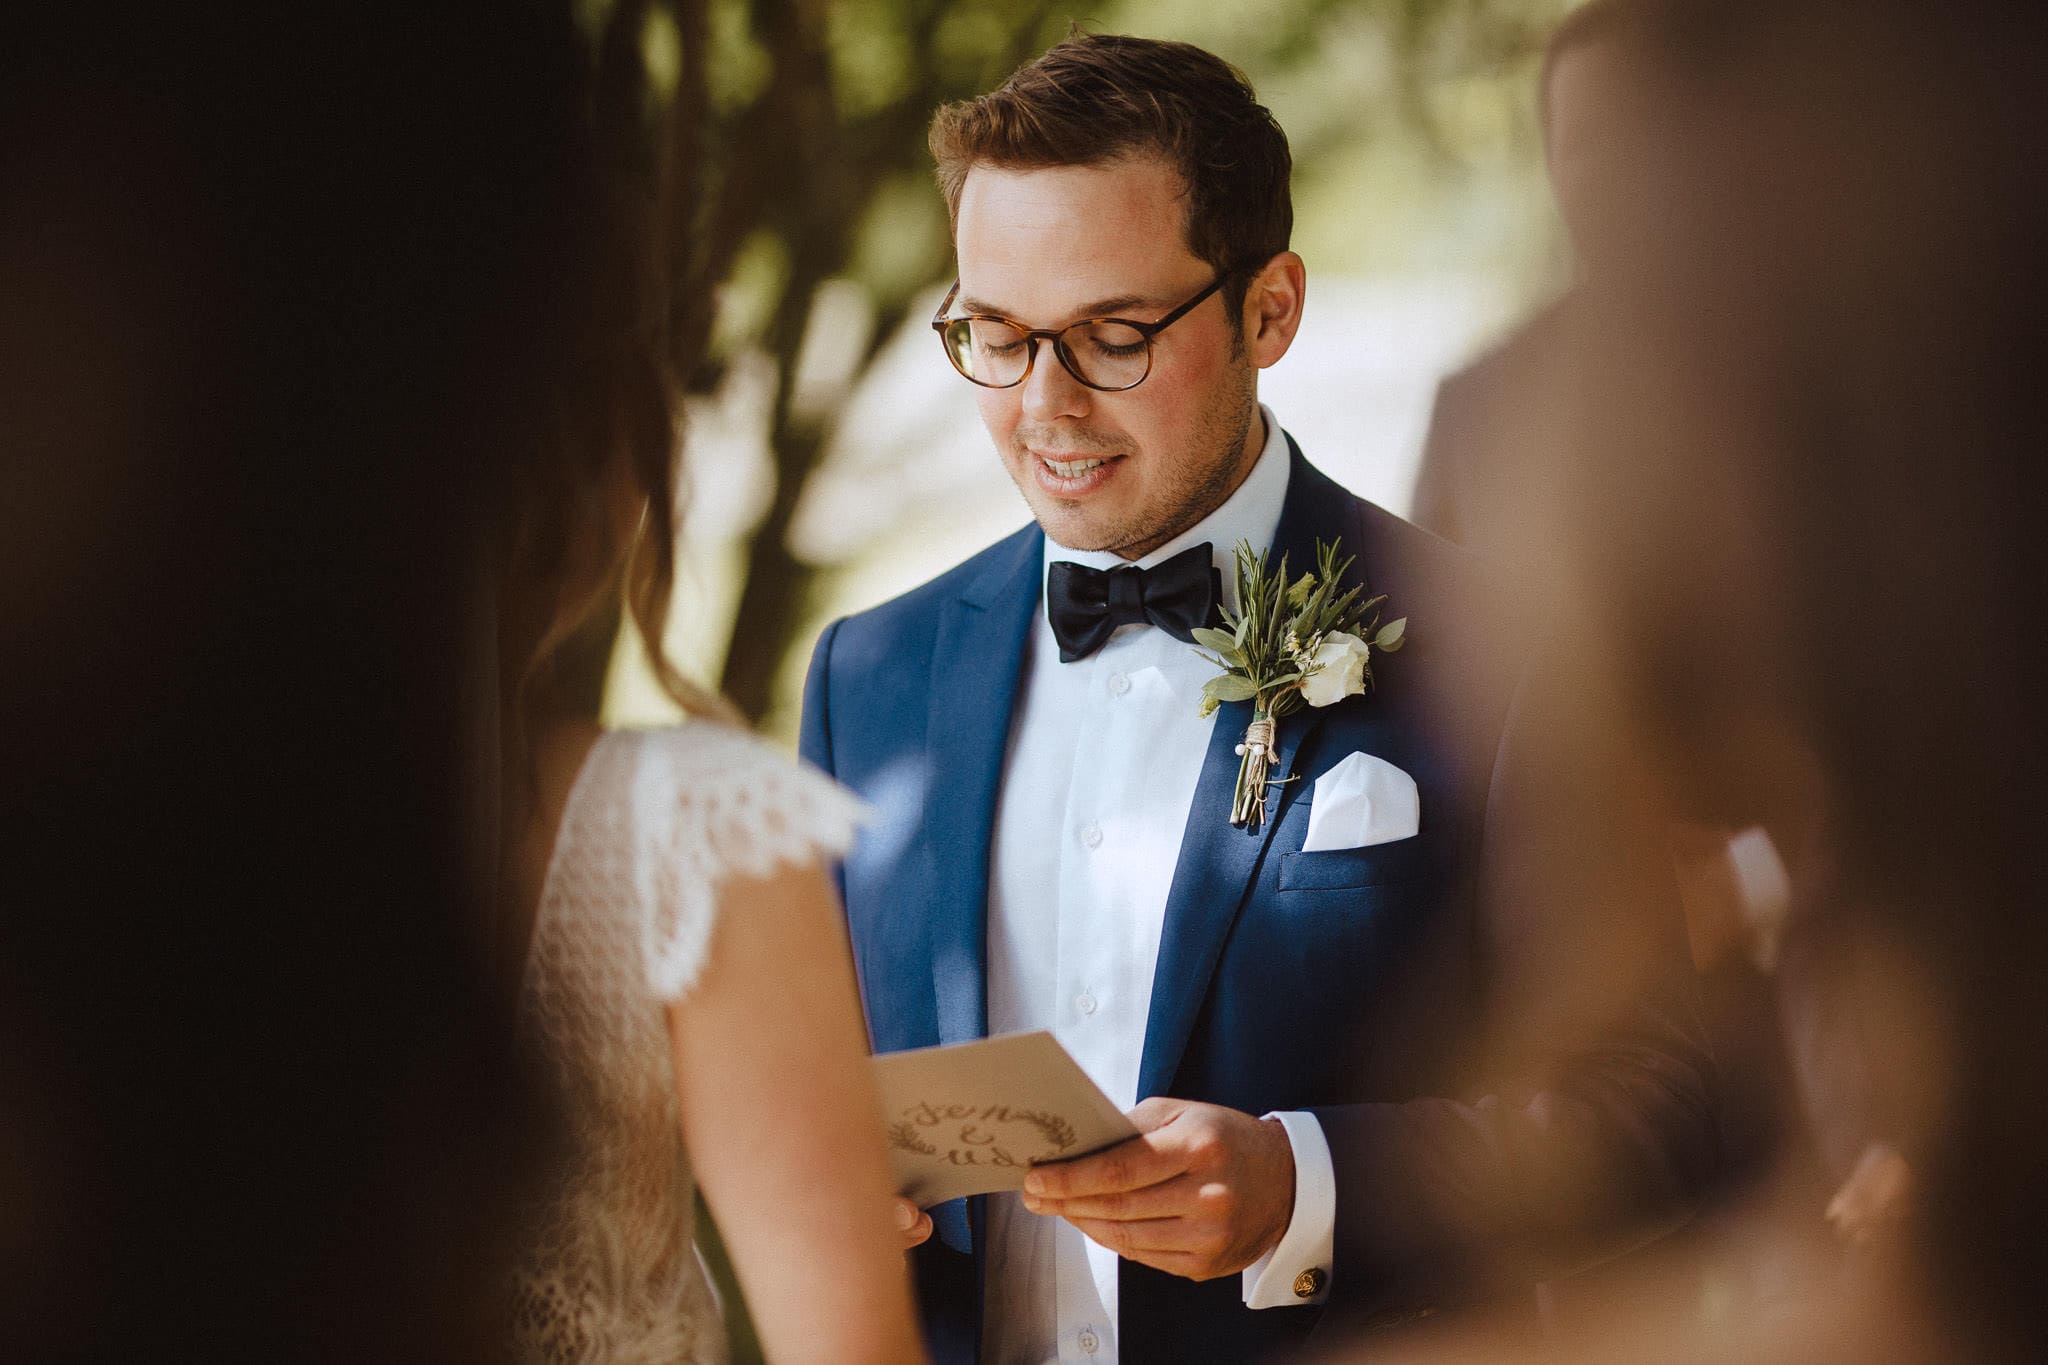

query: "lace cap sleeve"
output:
616 724 868 1002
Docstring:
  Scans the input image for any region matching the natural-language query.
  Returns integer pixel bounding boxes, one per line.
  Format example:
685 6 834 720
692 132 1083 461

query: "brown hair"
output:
928 30 1293 315
497 337 736 732
495 92 740 744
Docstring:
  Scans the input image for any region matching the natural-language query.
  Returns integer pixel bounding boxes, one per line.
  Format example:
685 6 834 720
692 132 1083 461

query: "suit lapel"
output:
924 525 1042 1049
1138 442 1366 1098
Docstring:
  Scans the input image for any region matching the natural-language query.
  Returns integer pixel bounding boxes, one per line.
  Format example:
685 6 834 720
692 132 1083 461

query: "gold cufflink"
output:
1293 1267 1326 1299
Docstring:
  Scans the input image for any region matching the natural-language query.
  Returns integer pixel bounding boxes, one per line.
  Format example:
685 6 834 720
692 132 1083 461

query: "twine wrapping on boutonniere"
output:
1190 539 1407 829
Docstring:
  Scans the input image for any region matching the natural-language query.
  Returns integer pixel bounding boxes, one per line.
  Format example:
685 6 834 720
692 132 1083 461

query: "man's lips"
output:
1038 453 1115 478
1027 449 1126 497
1028 448 1127 475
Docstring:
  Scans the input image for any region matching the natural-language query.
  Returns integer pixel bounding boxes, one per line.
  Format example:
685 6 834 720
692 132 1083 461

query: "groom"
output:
801 32 1715 1365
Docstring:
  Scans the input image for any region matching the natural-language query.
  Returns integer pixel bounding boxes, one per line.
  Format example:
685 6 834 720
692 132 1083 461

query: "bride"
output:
493 336 928 1359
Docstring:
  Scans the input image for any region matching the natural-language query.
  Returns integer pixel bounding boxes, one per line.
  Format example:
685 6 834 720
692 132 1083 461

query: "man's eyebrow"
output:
955 292 1154 322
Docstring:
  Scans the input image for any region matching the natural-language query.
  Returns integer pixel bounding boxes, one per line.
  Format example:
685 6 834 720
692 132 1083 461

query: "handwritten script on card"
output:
872 1032 1139 1206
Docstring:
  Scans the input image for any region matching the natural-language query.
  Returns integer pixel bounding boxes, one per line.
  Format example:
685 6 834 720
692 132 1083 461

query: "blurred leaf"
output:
847 174 952 303
705 0 770 112
829 0 917 120
708 230 790 361
642 5 683 100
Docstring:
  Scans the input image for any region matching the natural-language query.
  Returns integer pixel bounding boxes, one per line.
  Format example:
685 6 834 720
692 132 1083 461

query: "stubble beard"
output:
1014 355 1261 560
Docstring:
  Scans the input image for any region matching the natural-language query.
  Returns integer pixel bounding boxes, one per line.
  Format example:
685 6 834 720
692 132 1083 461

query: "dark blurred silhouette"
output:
1410 0 1673 569
1406 303 1566 564
0 1 674 1356
1344 0 2048 1360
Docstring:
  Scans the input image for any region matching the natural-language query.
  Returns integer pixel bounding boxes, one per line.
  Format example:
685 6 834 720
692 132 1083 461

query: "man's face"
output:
951 155 1261 559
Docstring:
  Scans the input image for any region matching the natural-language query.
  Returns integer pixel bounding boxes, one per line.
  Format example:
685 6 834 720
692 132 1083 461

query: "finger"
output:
1065 1214 1190 1259
1067 1216 1240 1283
893 1197 933 1249
1025 1133 1183 1201
1125 1095 1184 1134
1025 1172 1199 1222
1095 1246 1215 1281
1120 1249 1228 1282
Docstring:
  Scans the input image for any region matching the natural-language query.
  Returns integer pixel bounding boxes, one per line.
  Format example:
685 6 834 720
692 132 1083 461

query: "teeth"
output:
1042 456 1108 478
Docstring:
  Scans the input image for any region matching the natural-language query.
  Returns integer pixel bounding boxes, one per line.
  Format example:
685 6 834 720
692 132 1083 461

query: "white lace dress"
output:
510 724 867 1364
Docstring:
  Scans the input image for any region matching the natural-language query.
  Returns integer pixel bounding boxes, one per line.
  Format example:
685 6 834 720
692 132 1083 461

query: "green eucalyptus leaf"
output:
1191 626 1239 655
1202 674 1259 703
1375 617 1408 652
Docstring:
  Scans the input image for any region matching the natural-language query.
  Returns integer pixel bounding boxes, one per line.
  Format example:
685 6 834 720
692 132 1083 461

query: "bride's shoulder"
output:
588 722 867 1000
594 723 867 877
605 719 795 770
600 722 856 820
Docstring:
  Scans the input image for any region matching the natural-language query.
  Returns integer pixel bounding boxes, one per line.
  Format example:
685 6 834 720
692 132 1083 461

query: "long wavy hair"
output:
494 16 739 754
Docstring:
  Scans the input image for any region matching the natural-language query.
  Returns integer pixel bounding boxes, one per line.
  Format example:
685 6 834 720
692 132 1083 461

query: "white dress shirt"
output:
981 407 1336 1365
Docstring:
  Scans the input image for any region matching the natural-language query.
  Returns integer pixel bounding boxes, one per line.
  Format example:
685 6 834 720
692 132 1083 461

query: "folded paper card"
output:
1301 750 1421 852
872 1031 1140 1207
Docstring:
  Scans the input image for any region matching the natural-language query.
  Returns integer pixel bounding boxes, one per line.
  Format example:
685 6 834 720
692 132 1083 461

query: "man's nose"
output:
1020 340 1092 424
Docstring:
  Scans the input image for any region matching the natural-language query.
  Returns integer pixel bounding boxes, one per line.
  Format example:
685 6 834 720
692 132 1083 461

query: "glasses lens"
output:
1060 321 1150 390
944 317 1031 386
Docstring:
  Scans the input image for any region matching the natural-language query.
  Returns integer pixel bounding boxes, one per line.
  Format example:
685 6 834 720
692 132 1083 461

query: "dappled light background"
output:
599 0 1578 737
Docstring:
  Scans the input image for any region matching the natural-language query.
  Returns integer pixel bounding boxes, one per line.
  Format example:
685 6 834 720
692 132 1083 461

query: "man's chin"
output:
1016 486 1103 549
1036 515 1172 562
1035 517 1116 555
1014 478 1173 557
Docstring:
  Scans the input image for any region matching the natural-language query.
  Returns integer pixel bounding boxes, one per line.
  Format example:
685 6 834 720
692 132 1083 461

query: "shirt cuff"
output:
1241 1110 1335 1308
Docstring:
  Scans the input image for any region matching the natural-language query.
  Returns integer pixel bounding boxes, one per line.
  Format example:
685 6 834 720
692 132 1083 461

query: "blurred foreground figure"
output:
1410 0 1665 563
1344 1 2048 1361
1 1 598 1356
488 55 927 1360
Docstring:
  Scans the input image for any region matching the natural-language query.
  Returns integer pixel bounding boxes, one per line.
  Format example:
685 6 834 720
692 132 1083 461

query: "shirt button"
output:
1108 672 1131 697
1078 1327 1100 1355
1075 992 1097 1016
1079 823 1103 849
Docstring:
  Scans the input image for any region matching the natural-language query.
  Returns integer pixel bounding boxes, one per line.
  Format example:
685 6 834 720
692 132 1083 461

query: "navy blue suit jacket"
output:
799 446 1716 1363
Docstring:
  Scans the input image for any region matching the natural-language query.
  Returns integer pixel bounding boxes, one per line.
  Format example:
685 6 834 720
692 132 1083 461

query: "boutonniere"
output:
1190 539 1407 829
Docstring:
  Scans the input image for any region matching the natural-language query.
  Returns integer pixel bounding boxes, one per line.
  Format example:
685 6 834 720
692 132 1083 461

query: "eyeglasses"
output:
930 274 1229 392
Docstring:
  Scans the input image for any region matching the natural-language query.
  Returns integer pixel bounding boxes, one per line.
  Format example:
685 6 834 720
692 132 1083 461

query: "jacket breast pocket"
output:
1277 833 1439 893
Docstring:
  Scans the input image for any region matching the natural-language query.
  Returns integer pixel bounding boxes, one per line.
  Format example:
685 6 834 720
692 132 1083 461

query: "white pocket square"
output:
1300 751 1421 852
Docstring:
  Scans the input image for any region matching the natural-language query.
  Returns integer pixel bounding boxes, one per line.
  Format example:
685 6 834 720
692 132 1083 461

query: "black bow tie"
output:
1045 542 1221 663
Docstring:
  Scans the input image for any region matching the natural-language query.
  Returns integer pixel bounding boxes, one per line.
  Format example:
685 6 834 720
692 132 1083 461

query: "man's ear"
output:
1240 251 1306 369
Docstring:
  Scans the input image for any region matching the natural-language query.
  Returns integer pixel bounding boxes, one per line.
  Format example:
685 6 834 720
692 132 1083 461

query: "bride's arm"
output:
667 858 928 1365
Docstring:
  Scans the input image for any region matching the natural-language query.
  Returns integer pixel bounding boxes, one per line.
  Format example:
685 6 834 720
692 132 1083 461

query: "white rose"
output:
1299 631 1371 707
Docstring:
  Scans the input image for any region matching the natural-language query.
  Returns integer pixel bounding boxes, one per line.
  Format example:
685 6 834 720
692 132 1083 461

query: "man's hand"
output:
1020 1097 1295 1281
893 1196 934 1250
